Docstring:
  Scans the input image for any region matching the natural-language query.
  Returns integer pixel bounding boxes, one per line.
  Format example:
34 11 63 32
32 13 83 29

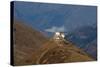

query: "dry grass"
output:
13 21 94 66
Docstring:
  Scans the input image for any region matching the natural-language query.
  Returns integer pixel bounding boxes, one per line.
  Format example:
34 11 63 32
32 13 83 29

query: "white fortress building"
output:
53 32 65 40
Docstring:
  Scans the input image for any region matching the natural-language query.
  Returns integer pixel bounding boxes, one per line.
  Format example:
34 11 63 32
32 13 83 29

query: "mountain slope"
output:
32 38 94 64
13 21 95 65
13 20 48 65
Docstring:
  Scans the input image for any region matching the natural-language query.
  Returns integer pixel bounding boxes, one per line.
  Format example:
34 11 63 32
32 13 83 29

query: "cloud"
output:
45 26 65 32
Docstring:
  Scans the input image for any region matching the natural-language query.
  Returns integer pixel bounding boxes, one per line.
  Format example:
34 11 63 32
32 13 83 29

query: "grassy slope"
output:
13 21 48 65
13 21 94 66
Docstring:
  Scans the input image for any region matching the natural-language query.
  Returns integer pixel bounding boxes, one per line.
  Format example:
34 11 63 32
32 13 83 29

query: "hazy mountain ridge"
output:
65 25 97 59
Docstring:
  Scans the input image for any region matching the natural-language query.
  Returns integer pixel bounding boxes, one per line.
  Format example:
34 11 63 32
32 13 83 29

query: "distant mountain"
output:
65 25 97 59
84 39 97 59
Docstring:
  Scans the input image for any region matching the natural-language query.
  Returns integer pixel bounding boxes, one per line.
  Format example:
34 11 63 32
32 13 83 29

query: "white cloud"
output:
45 25 65 32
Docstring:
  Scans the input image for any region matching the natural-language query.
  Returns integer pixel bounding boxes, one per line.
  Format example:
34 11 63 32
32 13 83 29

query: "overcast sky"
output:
13 1 97 36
